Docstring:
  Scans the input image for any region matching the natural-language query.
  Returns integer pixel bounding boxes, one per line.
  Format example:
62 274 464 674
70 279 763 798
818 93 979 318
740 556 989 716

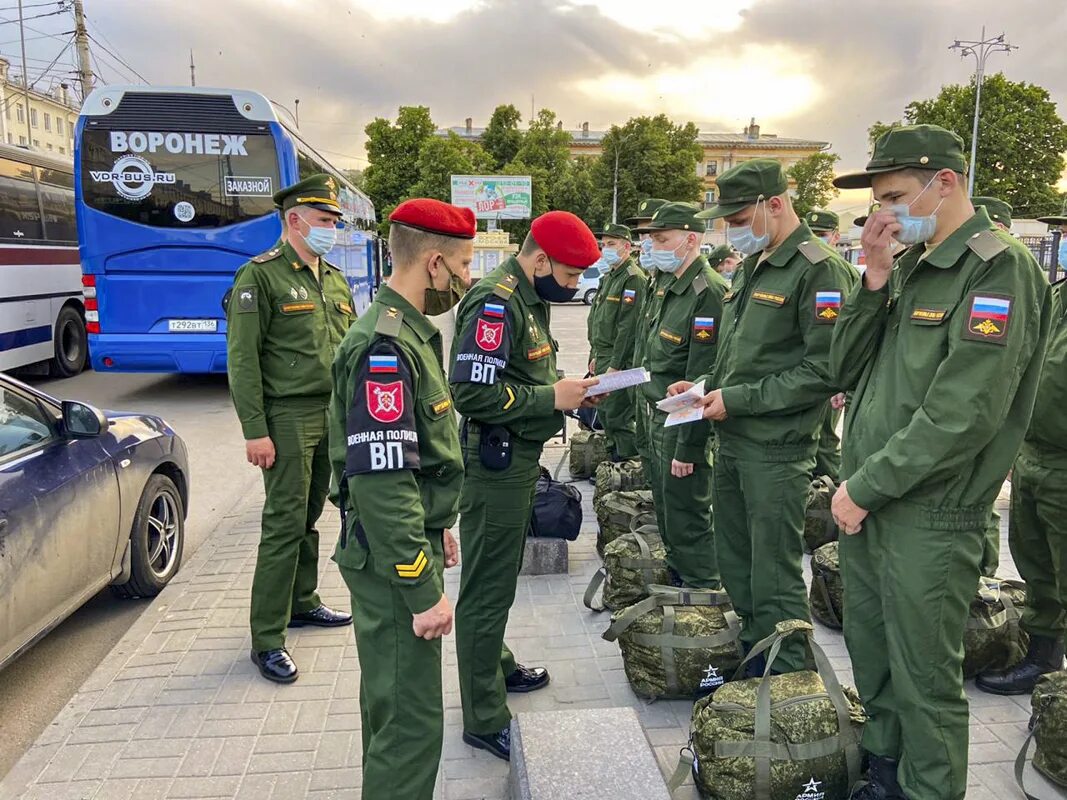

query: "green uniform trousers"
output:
814 406 842 482
250 397 327 652
980 509 1001 578
339 536 446 800
455 431 541 735
599 385 637 459
635 400 653 483
646 408 717 588
839 506 982 800
1010 452 1067 640
713 452 811 672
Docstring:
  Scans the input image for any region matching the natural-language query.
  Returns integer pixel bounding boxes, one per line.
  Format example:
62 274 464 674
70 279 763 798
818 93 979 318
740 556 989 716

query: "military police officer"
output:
227 174 354 683
634 202 727 589
329 198 473 800
586 222 646 459
450 211 601 760
679 159 854 674
829 125 1051 800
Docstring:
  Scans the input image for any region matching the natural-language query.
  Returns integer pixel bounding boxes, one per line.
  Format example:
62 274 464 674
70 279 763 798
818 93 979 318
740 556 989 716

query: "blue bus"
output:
74 86 378 373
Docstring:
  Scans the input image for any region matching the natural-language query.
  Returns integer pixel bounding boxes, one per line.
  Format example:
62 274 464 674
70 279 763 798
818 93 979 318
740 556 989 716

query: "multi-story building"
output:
0 57 79 156
439 117 830 232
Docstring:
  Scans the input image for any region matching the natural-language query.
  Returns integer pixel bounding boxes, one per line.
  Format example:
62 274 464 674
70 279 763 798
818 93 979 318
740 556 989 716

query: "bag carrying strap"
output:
586 532 665 614
583 567 607 612
1015 694 1056 800
630 512 658 534
603 586 736 641
812 569 843 629
666 746 697 796
720 622 861 800
967 579 1026 632
552 442 571 481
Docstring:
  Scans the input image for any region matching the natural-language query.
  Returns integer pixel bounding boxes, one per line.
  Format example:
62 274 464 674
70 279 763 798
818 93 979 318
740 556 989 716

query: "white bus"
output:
0 143 86 377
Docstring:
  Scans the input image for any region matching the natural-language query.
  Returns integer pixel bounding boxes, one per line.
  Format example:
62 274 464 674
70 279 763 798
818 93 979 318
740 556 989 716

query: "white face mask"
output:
296 214 338 255
888 174 945 246
727 199 771 256
649 237 690 273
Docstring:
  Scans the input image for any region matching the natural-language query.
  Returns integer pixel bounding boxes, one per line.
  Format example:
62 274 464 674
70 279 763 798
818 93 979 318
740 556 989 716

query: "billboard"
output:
450 175 532 219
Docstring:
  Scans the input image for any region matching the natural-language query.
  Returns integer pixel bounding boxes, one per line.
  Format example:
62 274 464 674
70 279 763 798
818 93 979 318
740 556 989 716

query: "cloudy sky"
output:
13 0 1067 214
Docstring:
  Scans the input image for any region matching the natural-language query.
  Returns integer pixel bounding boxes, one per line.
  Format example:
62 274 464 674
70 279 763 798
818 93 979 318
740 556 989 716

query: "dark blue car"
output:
0 373 189 669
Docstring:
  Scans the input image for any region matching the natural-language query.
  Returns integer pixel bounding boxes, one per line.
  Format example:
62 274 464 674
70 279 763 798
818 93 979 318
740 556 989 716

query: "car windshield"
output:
0 387 52 457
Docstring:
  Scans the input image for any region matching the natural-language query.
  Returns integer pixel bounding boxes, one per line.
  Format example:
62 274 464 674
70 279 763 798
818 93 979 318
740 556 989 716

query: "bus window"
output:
79 129 281 229
39 185 76 243
0 157 43 241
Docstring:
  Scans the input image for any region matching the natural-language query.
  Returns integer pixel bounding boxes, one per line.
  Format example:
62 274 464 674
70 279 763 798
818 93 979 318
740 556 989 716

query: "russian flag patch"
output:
965 293 1011 343
623 289 637 304
693 317 715 342
815 290 842 323
483 302 506 319
369 355 398 373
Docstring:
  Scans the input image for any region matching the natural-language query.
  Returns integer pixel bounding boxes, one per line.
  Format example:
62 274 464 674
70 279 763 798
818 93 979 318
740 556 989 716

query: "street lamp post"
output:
294 99 300 129
949 27 1017 196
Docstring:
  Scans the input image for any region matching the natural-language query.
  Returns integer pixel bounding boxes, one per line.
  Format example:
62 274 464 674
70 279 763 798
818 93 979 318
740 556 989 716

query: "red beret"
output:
389 198 476 239
530 210 600 268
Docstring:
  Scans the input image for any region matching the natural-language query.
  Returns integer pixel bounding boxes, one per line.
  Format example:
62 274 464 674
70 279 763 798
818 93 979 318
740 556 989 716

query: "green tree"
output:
362 106 437 217
788 152 841 218
481 104 524 170
553 156 598 226
587 115 704 225
409 133 494 203
867 120 901 149
342 168 364 190
892 74 1067 217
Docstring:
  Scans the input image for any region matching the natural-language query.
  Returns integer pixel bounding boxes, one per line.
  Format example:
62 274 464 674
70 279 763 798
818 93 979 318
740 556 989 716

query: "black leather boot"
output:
976 634 1065 696
850 755 906 799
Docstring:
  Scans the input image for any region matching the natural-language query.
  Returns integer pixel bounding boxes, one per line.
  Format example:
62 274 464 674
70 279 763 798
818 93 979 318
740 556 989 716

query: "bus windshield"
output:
79 128 280 229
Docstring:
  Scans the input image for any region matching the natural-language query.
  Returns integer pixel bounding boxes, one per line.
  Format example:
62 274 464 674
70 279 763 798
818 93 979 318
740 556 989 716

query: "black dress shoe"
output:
288 604 352 628
505 664 550 693
251 648 298 684
463 727 511 761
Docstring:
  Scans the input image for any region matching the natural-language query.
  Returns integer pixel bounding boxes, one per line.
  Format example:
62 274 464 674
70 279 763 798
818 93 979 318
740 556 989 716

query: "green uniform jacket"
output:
637 255 728 463
588 257 647 371
226 239 356 439
450 257 562 444
328 285 464 615
1022 280 1067 466
831 209 1052 516
711 223 855 461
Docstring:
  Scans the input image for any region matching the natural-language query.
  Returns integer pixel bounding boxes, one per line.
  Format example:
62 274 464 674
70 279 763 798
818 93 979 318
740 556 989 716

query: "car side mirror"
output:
61 400 109 438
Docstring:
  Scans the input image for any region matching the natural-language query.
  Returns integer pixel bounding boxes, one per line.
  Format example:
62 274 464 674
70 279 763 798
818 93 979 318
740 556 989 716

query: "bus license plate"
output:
168 319 218 332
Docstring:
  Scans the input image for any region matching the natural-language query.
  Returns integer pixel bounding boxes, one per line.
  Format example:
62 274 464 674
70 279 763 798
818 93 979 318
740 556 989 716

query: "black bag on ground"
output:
527 466 582 541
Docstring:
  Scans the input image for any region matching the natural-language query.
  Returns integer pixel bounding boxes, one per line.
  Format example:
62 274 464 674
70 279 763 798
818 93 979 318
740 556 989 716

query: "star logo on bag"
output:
803 779 821 794
703 665 719 680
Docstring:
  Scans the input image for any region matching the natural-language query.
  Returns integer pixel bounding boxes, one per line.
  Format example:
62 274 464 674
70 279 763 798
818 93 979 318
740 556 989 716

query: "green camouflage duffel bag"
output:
809 542 843 630
594 489 655 556
584 528 670 612
804 476 838 554
603 585 743 700
593 458 649 506
963 577 1028 679
671 620 864 800
1016 670 1067 795
569 429 610 479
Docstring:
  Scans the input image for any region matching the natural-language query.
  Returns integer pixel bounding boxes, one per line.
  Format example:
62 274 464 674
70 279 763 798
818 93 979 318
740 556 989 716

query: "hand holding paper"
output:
583 367 651 398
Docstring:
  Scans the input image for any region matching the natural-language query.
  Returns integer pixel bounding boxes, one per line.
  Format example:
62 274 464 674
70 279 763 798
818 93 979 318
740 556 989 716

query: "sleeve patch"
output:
623 289 637 304
395 550 428 578
526 343 552 361
814 290 842 324
963 293 1012 344
236 286 257 313
752 290 787 306
659 328 683 344
693 317 716 342
345 342 421 474
451 305 512 385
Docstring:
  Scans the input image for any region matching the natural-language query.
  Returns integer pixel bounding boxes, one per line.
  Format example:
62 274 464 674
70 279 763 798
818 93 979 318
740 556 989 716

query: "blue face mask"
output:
297 215 338 255
534 258 579 302
1056 239 1067 268
600 247 620 267
649 237 690 274
727 199 770 256
888 174 944 246
638 238 654 270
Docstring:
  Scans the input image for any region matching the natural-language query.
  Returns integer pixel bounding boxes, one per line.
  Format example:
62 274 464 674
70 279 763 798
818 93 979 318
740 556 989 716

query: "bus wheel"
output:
49 305 88 378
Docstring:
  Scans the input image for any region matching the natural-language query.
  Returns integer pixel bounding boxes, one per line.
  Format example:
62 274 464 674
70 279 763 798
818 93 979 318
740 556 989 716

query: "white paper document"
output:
583 367 651 398
655 380 707 427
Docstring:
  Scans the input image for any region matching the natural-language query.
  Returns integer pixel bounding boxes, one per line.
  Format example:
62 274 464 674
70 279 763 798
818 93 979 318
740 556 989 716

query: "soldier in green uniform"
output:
329 198 474 800
679 160 855 674
976 277 1067 695
807 209 854 482
226 174 354 683
634 203 727 589
829 125 1051 800
586 222 646 459
451 211 601 760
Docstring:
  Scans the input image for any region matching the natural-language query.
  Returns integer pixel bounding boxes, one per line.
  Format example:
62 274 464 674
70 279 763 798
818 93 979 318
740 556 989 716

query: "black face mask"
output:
533 259 578 302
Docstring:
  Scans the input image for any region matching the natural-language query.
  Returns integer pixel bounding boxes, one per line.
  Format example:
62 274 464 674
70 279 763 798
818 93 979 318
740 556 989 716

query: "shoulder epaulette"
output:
374 306 404 338
692 273 708 296
251 247 282 264
966 229 1010 262
798 239 831 265
492 273 519 302
626 263 643 279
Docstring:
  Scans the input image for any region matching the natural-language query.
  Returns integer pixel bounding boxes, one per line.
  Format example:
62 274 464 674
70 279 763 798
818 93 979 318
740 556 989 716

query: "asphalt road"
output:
0 299 594 779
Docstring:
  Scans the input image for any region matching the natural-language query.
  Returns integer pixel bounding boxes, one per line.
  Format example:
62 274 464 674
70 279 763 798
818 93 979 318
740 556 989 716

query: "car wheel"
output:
111 474 185 599
49 305 87 378
583 289 597 305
